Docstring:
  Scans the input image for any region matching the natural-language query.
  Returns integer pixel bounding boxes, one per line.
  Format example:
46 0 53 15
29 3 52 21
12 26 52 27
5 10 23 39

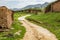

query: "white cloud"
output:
0 0 57 8
3 0 56 2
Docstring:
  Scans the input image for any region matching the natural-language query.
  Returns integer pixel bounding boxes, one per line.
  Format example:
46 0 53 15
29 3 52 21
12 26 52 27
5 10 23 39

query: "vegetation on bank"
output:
26 12 60 40
0 12 26 40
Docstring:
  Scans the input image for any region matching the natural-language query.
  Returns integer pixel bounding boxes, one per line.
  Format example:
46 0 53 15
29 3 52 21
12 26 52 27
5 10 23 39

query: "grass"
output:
26 12 60 40
0 12 26 40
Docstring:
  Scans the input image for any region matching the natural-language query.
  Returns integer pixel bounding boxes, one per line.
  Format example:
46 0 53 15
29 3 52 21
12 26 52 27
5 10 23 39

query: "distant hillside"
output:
22 4 41 9
11 2 49 11
11 8 22 11
41 2 49 8
22 2 49 10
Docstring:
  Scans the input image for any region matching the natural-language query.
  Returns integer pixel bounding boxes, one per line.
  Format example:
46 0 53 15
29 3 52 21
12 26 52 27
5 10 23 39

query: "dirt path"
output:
18 14 58 40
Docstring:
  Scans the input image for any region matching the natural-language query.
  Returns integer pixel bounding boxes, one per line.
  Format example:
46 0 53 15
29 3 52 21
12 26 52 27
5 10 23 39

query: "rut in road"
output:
18 14 58 40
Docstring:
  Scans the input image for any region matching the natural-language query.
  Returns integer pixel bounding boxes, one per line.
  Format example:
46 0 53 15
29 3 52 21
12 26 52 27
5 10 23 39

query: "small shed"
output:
45 0 60 13
0 6 14 31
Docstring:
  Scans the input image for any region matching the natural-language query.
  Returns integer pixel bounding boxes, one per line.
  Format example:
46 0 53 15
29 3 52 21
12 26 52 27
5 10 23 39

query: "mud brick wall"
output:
52 1 60 12
45 0 60 13
7 10 13 28
0 6 13 28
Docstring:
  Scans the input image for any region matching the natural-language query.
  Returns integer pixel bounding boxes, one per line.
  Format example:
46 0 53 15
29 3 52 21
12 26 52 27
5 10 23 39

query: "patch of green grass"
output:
26 12 60 40
0 12 26 40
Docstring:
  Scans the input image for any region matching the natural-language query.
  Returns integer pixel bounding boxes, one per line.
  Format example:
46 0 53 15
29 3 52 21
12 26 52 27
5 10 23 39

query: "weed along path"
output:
18 14 58 40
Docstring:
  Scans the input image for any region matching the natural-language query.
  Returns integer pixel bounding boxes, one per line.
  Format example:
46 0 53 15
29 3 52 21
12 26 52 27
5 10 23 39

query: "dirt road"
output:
18 14 58 40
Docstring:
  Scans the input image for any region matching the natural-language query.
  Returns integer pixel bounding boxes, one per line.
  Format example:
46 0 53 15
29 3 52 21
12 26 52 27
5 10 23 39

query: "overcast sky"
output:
0 0 56 8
